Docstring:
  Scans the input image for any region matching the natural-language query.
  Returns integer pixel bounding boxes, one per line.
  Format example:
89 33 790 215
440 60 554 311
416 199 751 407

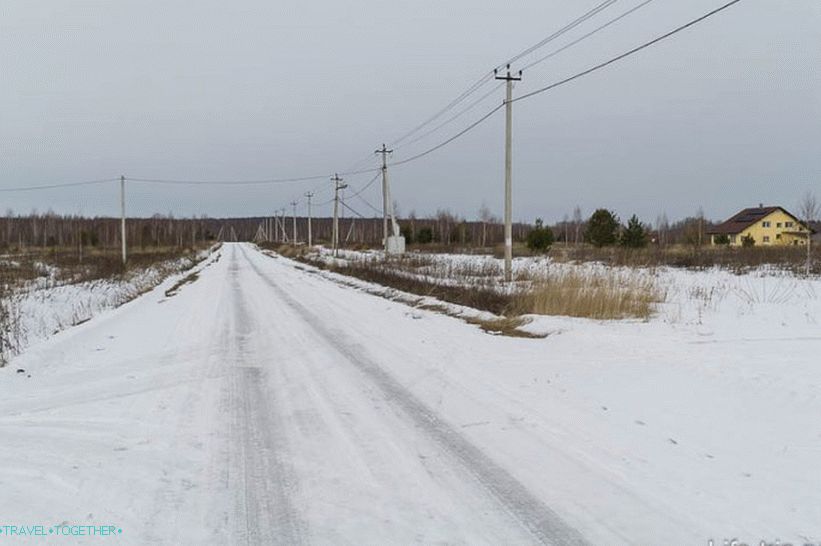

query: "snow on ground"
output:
315 247 820 338
0 243 819 545
1 245 220 364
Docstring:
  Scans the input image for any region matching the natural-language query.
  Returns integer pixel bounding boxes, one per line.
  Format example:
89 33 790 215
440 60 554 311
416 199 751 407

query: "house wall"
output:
712 210 809 246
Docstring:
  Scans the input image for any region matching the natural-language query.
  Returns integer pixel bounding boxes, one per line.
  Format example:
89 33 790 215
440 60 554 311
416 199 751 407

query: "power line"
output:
127 174 330 186
385 0 745 170
520 0 658 72
388 0 623 150
339 199 368 219
501 0 620 68
389 72 496 148
513 0 745 104
352 192 382 215
1 1 745 200
389 103 505 167
395 82 505 152
0 177 118 192
346 172 382 200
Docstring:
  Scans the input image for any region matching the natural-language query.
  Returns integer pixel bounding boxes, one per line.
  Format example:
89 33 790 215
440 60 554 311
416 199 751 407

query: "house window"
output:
785 221 794 228
762 221 771 228
776 234 782 240
763 236 770 243
729 235 737 243
776 222 782 228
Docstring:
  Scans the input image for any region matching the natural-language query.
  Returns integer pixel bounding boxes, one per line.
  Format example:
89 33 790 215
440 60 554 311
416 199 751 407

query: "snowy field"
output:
0 243 819 545
0 245 219 364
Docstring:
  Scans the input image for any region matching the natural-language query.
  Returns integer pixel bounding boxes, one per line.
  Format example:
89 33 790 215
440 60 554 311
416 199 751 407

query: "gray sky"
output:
1 0 819 224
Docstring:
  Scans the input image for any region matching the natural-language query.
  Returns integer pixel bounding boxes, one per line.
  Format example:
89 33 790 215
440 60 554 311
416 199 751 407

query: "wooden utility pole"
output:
331 174 347 257
305 191 314 247
120 175 127 265
495 65 521 282
375 144 393 251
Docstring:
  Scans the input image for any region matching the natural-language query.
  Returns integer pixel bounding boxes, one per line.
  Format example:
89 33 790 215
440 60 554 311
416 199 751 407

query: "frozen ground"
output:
0 243 819 544
1 247 217 362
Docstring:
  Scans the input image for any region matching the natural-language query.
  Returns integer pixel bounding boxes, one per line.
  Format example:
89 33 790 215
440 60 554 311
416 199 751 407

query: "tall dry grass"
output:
515 269 665 320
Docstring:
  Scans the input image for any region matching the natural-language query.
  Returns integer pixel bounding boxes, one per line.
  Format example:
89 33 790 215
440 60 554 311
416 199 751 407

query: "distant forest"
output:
0 210 729 250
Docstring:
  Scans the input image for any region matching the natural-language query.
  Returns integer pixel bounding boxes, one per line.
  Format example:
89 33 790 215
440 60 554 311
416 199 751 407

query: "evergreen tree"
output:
713 234 730 245
585 209 620 247
526 218 554 253
416 227 433 244
620 214 648 248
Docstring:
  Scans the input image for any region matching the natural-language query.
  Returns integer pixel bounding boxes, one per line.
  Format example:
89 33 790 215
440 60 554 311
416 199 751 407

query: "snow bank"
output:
1 245 219 364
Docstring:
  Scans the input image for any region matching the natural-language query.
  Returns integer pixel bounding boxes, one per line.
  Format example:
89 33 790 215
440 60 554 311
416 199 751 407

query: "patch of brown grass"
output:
463 315 545 338
164 271 200 297
514 269 664 320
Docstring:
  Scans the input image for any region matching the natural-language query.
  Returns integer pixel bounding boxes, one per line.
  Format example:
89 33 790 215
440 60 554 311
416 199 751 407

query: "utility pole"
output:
279 208 288 242
120 175 127 266
331 174 347 257
304 191 314 247
375 144 393 251
290 200 298 245
495 64 521 282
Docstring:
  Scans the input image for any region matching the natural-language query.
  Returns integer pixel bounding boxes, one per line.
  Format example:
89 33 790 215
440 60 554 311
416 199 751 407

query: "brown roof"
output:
707 206 800 235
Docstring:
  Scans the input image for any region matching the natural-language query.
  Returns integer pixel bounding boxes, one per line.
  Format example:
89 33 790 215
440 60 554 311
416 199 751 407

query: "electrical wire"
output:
385 0 744 170
389 103 505 167
353 192 382 215
346 172 382 200
395 82 505 152
389 72 496 148
500 0 620 69
513 0 744 104
0 178 118 192
127 174 330 185
1 1 744 201
520 0 658 72
339 199 368 219
388 0 622 149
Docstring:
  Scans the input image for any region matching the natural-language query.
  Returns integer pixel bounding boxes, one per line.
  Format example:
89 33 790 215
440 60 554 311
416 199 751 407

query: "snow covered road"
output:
1 243 819 545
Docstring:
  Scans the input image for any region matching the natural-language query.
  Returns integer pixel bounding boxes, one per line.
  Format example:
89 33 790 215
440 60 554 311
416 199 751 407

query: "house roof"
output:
707 206 800 235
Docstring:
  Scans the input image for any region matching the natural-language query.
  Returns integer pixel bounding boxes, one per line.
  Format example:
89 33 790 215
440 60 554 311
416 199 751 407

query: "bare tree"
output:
572 206 582 245
800 191 819 276
562 213 570 245
478 202 494 248
656 212 669 246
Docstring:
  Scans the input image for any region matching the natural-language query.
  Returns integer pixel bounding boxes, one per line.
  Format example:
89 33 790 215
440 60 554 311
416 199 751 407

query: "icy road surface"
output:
1 243 819 545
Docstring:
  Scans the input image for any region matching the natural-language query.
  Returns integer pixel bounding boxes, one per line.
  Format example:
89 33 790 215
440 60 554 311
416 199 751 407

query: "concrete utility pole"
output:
279 208 288 242
290 200 298 245
495 65 521 282
375 144 393 250
304 191 314 247
120 175 127 266
331 174 347 257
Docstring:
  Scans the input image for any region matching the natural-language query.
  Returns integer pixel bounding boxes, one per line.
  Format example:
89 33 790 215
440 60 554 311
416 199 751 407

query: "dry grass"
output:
514 269 664 320
257 242 309 259
463 315 544 338
550 244 820 275
1 244 214 365
294 248 666 325
165 271 200 298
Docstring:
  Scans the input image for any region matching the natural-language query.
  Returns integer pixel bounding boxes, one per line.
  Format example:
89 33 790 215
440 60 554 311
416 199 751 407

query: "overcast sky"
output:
1 0 819 224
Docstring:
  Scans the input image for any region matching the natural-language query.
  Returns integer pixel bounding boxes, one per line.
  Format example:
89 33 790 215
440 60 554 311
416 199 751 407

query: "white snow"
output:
1 246 219 363
0 243 818 545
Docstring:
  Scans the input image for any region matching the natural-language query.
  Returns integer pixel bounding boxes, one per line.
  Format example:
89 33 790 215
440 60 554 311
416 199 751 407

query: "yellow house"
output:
708 206 810 246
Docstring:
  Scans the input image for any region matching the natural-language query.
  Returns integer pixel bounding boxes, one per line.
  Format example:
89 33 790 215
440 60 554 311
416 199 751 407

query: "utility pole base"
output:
385 236 406 256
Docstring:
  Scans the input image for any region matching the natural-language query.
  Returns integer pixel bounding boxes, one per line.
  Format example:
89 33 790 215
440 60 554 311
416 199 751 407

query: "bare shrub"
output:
551 245 820 275
299 249 664 321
